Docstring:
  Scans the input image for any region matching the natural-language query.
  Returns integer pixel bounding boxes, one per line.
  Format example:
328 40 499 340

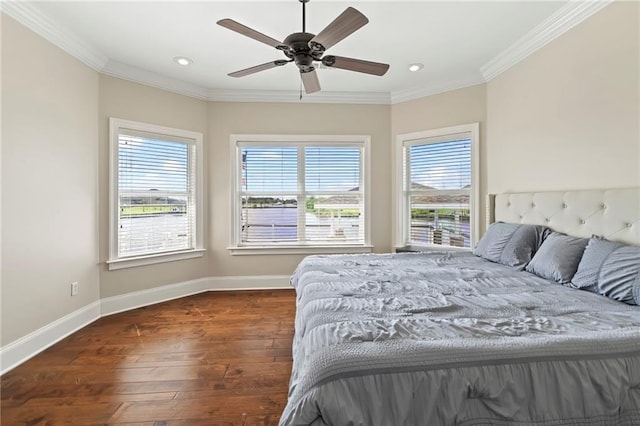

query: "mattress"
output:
280 251 640 426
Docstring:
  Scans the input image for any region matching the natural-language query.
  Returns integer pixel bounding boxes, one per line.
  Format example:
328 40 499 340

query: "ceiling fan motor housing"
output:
283 32 321 72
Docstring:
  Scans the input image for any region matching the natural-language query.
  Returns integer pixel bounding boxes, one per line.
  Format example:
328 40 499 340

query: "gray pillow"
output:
473 222 549 270
571 237 622 293
525 232 588 284
597 244 640 305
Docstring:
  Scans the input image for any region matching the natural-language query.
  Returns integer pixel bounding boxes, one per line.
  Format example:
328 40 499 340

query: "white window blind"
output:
241 146 298 243
305 146 363 243
109 118 203 269
403 133 473 248
237 142 365 246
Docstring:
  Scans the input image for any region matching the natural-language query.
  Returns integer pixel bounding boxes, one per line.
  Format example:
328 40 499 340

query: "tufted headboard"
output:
486 188 640 246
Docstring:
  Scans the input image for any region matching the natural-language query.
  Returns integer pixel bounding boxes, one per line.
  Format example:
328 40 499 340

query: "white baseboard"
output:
1 275 292 375
0 301 101 375
100 277 212 316
100 275 291 316
209 275 291 291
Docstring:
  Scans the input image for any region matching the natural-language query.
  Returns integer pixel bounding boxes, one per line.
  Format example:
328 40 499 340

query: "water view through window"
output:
406 138 472 248
239 145 364 245
240 198 363 243
118 135 193 257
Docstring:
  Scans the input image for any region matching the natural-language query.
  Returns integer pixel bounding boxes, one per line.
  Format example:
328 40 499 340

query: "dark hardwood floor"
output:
1 290 297 425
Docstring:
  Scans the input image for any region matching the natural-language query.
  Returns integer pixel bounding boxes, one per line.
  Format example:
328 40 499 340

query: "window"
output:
230 135 371 255
395 123 479 250
108 118 204 269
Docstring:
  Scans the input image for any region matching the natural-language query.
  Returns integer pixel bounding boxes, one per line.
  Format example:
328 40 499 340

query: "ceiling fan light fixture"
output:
408 63 424 72
174 56 193 66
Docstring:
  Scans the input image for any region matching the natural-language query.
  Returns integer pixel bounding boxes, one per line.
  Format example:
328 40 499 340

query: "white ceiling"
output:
7 1 608 103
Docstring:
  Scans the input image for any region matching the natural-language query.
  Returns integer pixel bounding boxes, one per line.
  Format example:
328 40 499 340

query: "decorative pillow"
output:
525 232 588 284
597 244 640 305
473 222 549 270
571 237 622 293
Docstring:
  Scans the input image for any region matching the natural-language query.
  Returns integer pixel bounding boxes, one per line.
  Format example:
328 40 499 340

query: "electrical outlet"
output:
71 282 79 296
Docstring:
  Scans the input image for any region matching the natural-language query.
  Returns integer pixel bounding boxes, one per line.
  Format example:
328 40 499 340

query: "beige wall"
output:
98 76 209 298
1 15 100 345
207 102 391 277
391 84 488 233
486 1 639 194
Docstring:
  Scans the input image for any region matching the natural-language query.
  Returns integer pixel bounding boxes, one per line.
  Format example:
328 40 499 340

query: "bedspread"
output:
280 251 640 426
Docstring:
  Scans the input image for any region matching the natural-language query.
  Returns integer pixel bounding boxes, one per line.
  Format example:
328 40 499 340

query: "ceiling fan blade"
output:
322 55 389 76
228 60 290 78
217 18 285 49
309 7 368 52
300 69 321 94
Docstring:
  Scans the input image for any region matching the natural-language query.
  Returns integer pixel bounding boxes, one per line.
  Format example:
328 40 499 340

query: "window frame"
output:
229 134 372 255
393 123 480 251
108 118 205 270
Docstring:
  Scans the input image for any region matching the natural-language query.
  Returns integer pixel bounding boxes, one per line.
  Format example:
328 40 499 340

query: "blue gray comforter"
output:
280 251 640 426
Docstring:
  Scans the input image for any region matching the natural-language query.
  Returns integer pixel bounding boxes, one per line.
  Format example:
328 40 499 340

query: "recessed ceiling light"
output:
173 56 193 66
408 63 424 72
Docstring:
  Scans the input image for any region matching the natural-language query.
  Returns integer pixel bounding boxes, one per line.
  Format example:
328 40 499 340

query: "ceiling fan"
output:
217 0 390 94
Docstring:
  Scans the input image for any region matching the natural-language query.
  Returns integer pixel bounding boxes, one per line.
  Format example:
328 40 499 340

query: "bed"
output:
280 188 640 426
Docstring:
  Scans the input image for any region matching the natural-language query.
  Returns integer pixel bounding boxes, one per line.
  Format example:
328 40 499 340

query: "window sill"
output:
107 249 206 270
228 245 373 256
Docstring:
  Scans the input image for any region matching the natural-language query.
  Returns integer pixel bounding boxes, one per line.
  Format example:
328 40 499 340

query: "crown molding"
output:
390 75 487 105
480 0 613 81
103 62 391 104
207 88 390 104
102 60 210 101
0 0 108 71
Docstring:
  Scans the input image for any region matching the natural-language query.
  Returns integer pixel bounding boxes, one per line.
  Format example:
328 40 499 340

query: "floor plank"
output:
1 290 296 425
